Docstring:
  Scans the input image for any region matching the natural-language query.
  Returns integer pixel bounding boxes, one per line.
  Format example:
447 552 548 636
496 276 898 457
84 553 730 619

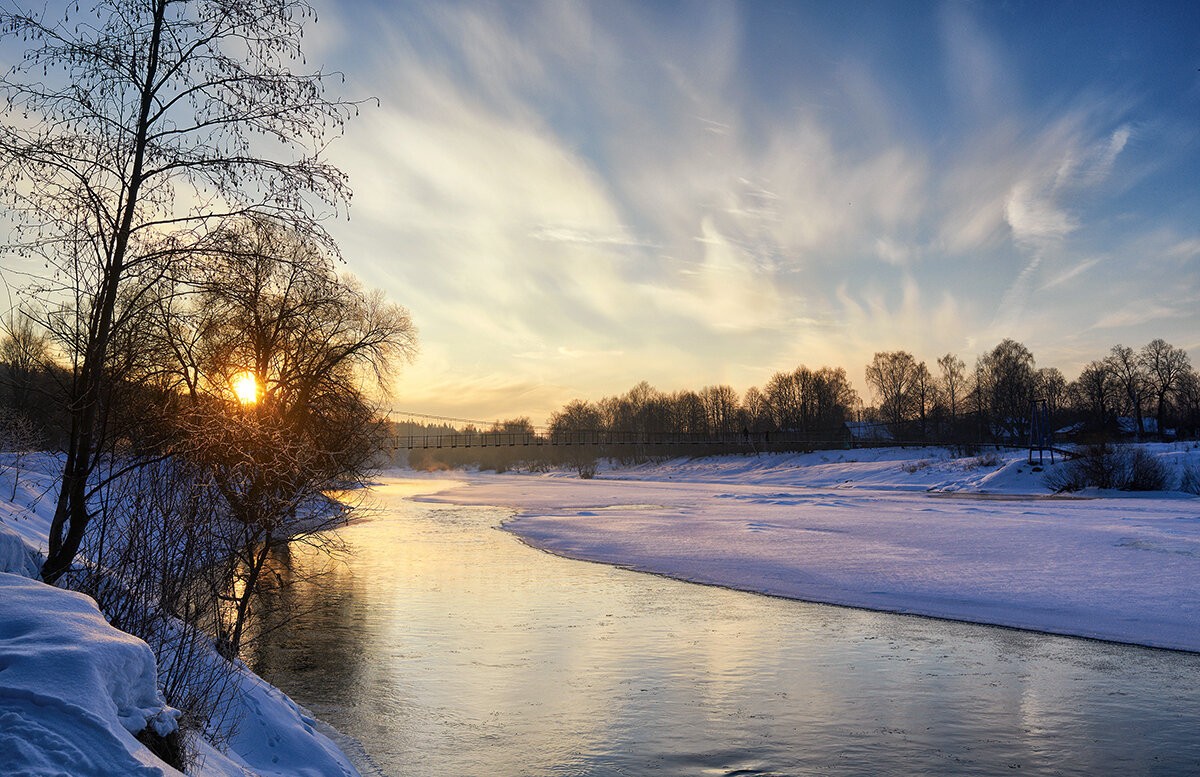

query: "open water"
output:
249 478 1200 776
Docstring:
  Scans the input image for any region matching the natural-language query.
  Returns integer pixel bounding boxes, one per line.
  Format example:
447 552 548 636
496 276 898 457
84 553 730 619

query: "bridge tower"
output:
1028 398 1053 466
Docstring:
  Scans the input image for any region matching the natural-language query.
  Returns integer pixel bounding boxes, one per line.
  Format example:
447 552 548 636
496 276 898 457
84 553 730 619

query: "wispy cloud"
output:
310 0 1200 419
1092 303 1185 330
528 224 652 248
1040 258 1101 291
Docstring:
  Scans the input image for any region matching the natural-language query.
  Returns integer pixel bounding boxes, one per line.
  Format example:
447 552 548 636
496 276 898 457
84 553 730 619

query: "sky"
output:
306 0 1200 426
12 1 1199 426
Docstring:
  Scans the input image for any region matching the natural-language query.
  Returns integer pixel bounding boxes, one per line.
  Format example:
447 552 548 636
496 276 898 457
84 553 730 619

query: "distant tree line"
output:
537 337 1195 449
861 338 1197 444
546 369 861 443
393 336 1198 475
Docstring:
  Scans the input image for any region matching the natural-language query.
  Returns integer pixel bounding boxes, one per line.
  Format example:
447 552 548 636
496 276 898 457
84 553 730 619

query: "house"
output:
1054 422 1085 437
1116 417 1158 436
841 421 894 444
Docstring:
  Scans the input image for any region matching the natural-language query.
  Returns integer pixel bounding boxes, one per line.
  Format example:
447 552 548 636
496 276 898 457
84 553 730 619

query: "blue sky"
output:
308 0 1199 423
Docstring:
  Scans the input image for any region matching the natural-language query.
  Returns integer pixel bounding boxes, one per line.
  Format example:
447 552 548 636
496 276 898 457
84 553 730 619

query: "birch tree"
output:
0 0 362 583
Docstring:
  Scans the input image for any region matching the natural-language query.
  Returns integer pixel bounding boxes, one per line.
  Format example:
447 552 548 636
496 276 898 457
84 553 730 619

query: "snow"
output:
0 522 39 577
0 454 361 777
216 670 358 777
418 445 1200 652
0 572 183 776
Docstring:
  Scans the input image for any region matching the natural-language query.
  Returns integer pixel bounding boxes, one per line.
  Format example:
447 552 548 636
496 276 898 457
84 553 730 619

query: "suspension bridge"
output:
385 409 783 450
388 429 771 451
384 409 1076 458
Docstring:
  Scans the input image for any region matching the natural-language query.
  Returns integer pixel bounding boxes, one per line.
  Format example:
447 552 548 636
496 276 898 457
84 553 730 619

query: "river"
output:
248 478 1200 776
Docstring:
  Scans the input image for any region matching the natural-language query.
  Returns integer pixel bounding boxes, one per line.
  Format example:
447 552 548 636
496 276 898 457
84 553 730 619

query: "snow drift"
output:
0 456 361 777
0 572 183 776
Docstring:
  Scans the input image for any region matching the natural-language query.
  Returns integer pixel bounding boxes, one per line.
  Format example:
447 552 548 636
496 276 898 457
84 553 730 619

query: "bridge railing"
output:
389 429 1071 454
389 429 866 450
391 430 769 450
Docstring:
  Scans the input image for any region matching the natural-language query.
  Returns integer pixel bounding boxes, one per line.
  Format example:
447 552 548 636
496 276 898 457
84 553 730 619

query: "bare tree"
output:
155 218 416 655
549 400 603 440
548 400 604 477
1176 370 1200 436
1 310 51 419
865 351 919 432
489 417 535 436
0 408 42 499
976 339 1037 441
1070 360 1115 432
764 370 801 431
761 366 856 438
614 381 668 438
937 353 965 432
1036 367 1067 426
0 0 363 584
739 386 771 433
66 215 417 667
700 384 740 437
1140 339 1192 437
911 362 937 440
669 390 707 436
1106 345 1150 438
812 367 859 431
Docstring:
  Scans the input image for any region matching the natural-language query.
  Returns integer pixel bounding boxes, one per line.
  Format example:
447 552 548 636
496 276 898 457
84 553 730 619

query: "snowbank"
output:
0 522 39 577
216 669 358 777
0 572 183 776
0 455 361 777
422 445 1200 652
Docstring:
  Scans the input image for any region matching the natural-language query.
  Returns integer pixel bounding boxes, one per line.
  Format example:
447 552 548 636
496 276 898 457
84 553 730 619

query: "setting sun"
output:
231 371 258 405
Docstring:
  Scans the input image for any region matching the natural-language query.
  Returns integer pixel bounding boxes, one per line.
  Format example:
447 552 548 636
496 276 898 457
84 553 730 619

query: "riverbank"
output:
0 455 360 777
417 444 1200 652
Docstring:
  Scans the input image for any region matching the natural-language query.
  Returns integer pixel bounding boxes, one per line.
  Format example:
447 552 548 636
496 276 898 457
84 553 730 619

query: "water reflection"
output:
249 478 1200 776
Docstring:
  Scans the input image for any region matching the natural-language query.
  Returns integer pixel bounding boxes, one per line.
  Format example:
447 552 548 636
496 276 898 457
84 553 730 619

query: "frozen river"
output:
249 478 1200 776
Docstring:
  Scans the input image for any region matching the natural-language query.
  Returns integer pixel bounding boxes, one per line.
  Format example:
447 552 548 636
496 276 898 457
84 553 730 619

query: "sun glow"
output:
231 371 259 405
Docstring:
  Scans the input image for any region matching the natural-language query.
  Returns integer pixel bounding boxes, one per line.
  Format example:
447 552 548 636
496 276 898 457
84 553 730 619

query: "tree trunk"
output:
229 531 274 657
41 0 168 584
1156 390 1168 439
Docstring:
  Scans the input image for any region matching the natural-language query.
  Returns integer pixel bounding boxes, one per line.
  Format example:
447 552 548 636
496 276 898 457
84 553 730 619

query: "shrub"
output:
1043 443 1170 492
1078 443 1127 490
1178 464 1200 495
70 459 241 762
1124 447 1169 491
973 452 1002 468
1044 461 1087 493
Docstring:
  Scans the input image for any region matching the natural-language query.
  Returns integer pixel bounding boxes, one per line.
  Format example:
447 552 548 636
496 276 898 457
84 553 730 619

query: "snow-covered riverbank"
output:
419 445 1200 652
0 456 360 777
